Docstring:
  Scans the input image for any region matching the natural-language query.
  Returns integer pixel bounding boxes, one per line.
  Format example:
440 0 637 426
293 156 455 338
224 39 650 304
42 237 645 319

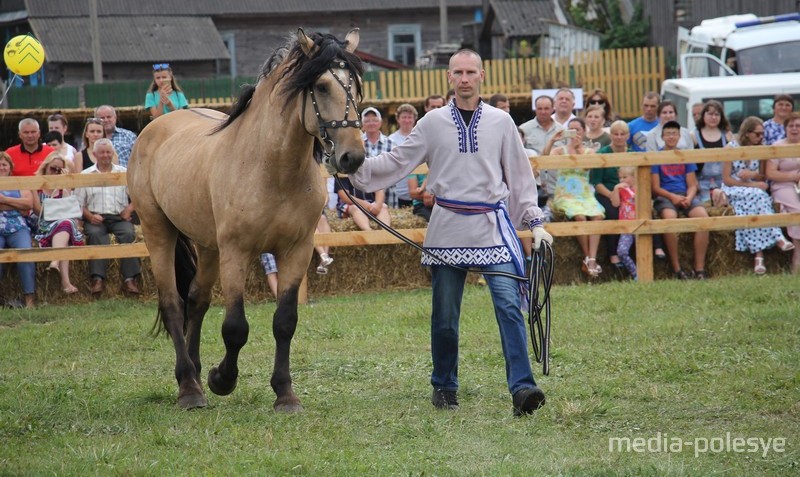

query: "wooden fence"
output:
2 144 799 301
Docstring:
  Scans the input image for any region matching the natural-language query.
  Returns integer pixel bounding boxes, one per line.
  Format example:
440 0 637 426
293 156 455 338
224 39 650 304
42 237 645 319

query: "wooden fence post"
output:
635 164 654 282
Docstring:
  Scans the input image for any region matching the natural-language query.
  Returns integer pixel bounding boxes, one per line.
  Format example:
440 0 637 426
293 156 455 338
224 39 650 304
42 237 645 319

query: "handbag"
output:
42 195 82 221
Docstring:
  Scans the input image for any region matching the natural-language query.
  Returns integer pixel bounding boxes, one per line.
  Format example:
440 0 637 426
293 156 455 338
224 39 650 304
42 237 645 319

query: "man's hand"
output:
532 226 553 250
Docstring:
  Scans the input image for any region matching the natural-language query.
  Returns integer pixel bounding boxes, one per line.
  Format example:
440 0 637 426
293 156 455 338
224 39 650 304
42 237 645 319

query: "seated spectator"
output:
76 117 118 171
31 153 85 294
723 116 794 275
766 112 800 273
548 118 605 277
693 100 734 204
583 105 610 150
585 88 619 127
763 94 794 145
361 107 397 207
591 120 629 269
5 118 54 177
408 173 434 222
314 213 334 275
146 63 189 118
610 166 637 280
652 121 709 279
388 104 417 208
0 152 36 308
47 113 78 163
645 100 694 151
95 105 137 168
75 139 141 297
42 131 77 173
334 176 391 231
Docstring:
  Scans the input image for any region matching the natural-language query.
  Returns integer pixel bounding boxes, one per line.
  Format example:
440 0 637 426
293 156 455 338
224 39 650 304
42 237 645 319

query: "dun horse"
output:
128 29 365 410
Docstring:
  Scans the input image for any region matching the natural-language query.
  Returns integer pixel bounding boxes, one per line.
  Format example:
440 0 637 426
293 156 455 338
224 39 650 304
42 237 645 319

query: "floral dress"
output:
720 160 782 253
551 148 605 219
33 189 85 248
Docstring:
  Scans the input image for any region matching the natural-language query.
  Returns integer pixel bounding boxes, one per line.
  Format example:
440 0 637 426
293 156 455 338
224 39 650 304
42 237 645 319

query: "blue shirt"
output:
651 163 698 194
628 116 660 152
145 90 189 116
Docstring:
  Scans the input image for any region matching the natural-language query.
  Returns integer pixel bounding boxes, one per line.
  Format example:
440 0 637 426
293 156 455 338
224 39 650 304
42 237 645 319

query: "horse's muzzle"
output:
336 151 365 175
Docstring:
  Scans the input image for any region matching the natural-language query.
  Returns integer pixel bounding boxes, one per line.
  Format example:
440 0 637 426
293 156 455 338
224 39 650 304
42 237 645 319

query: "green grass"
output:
1 275 798 476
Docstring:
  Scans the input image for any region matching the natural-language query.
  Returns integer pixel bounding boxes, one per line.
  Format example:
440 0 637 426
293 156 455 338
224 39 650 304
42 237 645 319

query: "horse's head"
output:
297 28 365 175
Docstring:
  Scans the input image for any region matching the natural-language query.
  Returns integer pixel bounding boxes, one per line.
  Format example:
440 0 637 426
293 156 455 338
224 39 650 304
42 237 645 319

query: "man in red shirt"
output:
5 118 54 176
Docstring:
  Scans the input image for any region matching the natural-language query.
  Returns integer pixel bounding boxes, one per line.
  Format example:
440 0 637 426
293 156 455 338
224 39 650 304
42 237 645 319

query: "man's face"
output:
425 97 445 111
775 100 794 118
642 97 659 121
19 123 41 149
534 98 554 123
397 111 416 130
692 104 703 125
662 128 680 149
94 144 114 167
496 100 510 113
554 91 574 115
447 53 484 103
362 113 381 134
96 107 117 134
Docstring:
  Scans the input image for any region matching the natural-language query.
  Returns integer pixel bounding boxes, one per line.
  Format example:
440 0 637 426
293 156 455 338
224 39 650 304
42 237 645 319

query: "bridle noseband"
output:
302 59 361 167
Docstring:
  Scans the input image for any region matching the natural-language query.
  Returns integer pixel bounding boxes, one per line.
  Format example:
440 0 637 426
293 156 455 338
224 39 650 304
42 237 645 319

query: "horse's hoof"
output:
274 396 303 413
178 393 208 410
208 366 238 396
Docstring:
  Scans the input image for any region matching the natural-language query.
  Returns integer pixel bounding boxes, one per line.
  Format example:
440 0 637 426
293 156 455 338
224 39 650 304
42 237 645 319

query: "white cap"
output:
360 106 382 121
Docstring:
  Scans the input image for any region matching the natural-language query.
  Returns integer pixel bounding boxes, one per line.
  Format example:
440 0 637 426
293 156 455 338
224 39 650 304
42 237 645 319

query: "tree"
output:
569 0 650 49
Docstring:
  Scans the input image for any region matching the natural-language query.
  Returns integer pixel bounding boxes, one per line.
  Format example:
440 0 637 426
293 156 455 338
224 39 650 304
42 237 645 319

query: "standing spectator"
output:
628 92 660 152
723 117 794 275
348 49 552 416
552 87 577 127
95 105 137 167
361 107 396 207
547 118 605 277
693 100 734 204
766 112 800 273
645 100 694 151
146 63 189 118
75 117 117 171
5 118 54 176
519 95 563 208
388 103 417 208
75 139 141 297
47 113 78 162
0 152 36 308
691 103 704 128
583 105 610 150
585 88 618 127
763 94 795 145
424 94 445 112
31 153 84 294
652 121 709 280
611 166 638 280
489 93 510 113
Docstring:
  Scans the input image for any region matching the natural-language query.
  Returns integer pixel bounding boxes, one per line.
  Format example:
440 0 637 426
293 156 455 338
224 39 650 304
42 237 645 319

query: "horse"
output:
127 29 365 411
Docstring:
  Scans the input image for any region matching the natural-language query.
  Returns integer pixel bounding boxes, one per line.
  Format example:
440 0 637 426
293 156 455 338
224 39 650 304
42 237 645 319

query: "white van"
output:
660 73 800 132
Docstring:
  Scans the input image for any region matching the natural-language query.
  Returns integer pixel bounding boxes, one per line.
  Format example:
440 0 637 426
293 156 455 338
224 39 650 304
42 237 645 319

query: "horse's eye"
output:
316 84 328 94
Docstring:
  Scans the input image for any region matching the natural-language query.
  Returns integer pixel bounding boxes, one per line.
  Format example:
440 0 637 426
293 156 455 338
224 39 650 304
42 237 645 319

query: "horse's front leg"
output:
207 251 249 397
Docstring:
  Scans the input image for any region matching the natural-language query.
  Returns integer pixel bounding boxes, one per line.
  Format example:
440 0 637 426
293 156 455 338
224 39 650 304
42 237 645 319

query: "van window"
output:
737 41 800 74
663 92 688 127
759 99 774 117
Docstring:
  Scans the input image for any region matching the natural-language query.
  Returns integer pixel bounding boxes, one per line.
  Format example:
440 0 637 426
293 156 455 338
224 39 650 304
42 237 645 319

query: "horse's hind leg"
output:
207 249 250 397
184 246 220 389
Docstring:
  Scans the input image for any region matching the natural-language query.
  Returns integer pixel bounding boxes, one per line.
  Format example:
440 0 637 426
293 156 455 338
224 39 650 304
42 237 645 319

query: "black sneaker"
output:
431 388 459 410
674 270 689 280
512 386 546 416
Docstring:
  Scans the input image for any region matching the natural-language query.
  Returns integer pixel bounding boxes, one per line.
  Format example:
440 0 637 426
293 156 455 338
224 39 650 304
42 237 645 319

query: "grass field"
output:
1 275 798 476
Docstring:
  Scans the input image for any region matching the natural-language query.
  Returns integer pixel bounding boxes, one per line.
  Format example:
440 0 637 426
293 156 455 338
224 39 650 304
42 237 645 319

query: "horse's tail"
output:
151 233 197 337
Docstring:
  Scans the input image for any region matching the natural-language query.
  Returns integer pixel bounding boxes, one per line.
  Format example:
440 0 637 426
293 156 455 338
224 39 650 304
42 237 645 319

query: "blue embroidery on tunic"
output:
449 100 482 153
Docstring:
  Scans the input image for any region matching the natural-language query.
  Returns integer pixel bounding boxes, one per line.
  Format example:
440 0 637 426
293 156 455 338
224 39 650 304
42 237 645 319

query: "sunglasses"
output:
750 131 764 136
85 117 103 124
588 99 605 105
153 63 170 71
48 166 63 173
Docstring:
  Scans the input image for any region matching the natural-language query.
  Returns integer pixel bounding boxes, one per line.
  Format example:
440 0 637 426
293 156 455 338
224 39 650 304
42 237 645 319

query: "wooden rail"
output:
2 145 800 288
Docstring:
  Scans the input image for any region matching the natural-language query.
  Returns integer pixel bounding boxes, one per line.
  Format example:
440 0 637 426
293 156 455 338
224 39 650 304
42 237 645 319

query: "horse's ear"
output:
297 28 316 56
344 28 360 53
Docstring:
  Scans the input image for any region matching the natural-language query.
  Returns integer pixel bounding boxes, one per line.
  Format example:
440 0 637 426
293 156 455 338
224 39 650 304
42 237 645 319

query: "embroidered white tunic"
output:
350 102 543 266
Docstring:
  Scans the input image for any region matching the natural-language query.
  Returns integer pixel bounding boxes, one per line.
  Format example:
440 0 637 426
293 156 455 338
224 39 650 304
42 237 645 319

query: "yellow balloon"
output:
3 35 46 76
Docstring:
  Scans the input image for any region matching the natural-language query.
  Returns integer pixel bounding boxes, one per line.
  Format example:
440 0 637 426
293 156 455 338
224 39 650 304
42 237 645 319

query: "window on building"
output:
388 25 421 66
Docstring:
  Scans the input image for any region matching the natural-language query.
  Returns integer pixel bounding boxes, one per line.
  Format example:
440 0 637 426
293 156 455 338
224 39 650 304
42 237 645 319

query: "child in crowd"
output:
145 63 189 118
611 166 637 280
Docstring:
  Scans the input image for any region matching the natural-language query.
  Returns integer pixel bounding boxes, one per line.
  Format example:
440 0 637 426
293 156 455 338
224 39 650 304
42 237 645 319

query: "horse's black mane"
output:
213 32 363 133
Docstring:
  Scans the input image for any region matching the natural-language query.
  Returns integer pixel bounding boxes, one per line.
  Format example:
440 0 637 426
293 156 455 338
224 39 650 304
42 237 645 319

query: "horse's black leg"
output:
185 247 220 387
271 285 302 412
208 253 249 397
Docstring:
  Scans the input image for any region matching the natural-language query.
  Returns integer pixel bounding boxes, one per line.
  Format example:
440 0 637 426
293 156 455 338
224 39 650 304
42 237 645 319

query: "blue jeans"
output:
0 228 36 294
430 261 536 395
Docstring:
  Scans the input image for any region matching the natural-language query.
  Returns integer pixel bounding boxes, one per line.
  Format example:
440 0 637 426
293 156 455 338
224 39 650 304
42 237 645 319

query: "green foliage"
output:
1 275 798 475
569 0 651 49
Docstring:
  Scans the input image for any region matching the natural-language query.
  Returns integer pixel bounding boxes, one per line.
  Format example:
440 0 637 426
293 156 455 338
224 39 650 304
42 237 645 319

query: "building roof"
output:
24 0 482 17
489 0 560 37
29 16 230 63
